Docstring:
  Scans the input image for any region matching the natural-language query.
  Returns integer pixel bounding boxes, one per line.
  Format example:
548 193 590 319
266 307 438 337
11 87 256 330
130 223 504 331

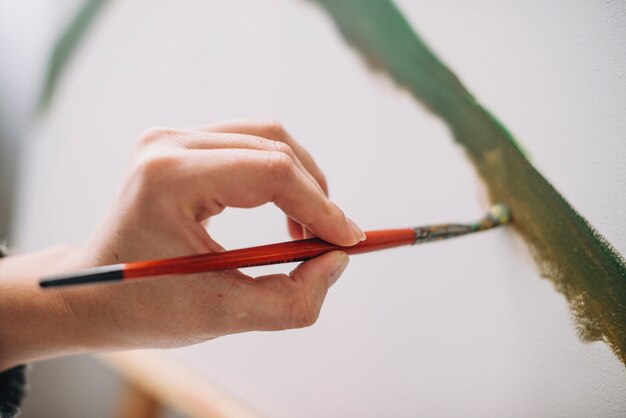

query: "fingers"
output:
179 128 323 239
191 119 329 194
236 251 349 331
191 119 329 240
194 132 325 195
134 122 364 245
138 128 324 195
175 148 364 246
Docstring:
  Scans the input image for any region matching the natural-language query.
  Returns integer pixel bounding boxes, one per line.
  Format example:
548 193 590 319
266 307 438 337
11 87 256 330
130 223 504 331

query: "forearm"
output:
0 246 83 371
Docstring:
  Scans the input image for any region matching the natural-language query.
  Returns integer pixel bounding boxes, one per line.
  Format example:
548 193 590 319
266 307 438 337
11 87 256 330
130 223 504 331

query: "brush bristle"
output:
488 204 511 225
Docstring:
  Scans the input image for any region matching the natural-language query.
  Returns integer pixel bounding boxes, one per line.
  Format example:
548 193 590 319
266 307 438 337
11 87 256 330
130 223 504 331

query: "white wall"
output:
9 1 626 417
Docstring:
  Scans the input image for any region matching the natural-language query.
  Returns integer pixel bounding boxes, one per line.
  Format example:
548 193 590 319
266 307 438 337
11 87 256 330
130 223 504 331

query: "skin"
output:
0 119 364 371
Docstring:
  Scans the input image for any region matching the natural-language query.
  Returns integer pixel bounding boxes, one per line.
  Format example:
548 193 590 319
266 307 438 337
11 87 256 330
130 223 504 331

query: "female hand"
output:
0 119 363 370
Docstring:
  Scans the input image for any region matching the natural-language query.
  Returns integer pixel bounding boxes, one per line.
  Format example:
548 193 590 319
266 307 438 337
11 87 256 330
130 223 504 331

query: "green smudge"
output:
312 0 626 362
38 0 108 111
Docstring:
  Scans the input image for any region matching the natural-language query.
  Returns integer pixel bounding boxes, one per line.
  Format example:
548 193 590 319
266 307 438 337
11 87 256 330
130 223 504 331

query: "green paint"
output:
313 0 626 362
38 0 108 111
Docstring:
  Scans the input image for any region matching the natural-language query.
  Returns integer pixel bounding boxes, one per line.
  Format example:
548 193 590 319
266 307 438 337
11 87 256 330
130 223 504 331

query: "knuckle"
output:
301 308 320 327
133 149 180 185
288 294 320 328
137 127 179 147
260 119 287 138
285 272 321 328
265 150 295 180
271 141 296 160
320 200 340 222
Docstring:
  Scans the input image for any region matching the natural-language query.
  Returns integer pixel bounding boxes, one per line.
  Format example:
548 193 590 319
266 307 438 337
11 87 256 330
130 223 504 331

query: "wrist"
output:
0 245 85 370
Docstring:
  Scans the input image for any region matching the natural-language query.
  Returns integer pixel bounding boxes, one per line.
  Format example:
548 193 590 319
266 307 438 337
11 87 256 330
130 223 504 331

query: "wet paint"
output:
312 0 626 363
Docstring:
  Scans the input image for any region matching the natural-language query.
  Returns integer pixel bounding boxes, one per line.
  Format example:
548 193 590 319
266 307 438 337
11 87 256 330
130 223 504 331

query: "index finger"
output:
192 119 329 194
180 148 365 247
192 119 330 239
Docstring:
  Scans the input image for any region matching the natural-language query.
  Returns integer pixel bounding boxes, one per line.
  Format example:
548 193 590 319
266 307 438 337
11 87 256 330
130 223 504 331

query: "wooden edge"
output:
116 379 161 418
97 350 263 418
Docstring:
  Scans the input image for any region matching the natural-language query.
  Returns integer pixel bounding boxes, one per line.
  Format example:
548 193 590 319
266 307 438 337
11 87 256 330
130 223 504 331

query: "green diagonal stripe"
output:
313 0 626 363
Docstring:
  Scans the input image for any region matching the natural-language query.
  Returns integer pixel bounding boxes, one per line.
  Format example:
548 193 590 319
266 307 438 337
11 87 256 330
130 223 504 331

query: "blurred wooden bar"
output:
117 380 161 418
100 351 261 418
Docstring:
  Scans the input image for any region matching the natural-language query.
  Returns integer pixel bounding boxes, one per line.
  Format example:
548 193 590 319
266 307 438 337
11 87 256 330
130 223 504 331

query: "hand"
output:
0 119 363 369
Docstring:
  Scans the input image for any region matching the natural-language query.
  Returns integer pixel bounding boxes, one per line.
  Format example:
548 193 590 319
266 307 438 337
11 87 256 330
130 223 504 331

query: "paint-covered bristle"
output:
487 203 511 225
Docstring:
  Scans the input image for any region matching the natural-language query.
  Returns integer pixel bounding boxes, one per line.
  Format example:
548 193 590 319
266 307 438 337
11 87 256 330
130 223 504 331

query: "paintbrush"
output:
39 204 511 288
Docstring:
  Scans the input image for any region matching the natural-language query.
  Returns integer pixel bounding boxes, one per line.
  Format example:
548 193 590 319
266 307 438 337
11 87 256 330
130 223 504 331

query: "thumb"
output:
298 250 350 289
243 251 349 331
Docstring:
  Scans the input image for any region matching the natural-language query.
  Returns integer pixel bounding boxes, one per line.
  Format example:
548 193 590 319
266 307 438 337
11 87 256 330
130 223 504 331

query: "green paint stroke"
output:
38 0 108 111
313 0 626 362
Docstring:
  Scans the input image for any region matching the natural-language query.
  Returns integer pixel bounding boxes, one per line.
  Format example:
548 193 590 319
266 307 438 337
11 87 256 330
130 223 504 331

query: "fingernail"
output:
347 217 366 242
328 252 349 288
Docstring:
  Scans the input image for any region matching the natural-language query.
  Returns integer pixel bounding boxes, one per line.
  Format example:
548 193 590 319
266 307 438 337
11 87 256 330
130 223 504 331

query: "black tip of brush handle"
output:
39 265 124 288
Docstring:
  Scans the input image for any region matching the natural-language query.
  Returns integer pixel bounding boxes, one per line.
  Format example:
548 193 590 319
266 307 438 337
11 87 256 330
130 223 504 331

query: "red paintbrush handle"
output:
124 228 416 280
